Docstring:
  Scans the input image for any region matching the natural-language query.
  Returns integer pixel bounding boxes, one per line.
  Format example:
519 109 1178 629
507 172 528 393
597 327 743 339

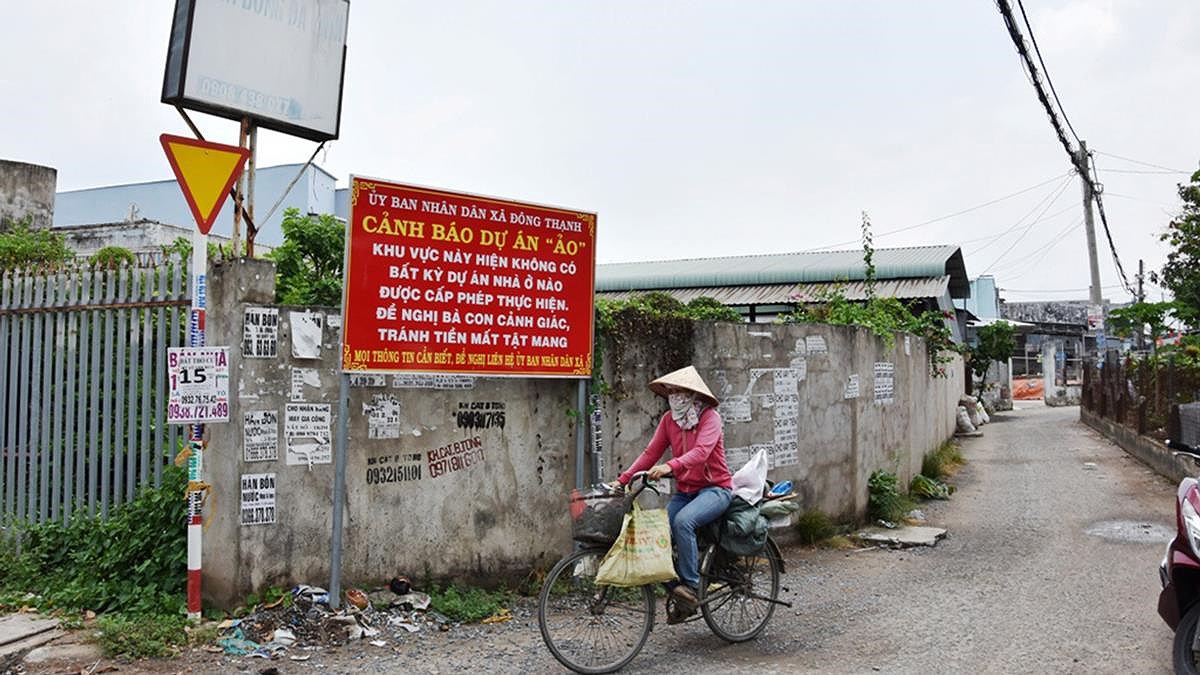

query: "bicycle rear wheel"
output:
698 541 781 642
538 548 655 674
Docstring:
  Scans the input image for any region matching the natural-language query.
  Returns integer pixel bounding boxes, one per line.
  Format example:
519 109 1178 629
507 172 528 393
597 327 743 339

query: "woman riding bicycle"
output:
608 365 732 623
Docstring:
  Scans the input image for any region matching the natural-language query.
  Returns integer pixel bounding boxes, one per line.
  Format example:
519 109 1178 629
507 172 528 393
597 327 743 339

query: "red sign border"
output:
339 174 598 379
159 133 250 234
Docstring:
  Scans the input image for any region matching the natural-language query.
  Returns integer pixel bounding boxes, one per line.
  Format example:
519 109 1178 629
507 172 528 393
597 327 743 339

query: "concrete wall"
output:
600 324 960 521
1081 409 1192 483
0 159 56 228
202 261 962 606
56 219 240 262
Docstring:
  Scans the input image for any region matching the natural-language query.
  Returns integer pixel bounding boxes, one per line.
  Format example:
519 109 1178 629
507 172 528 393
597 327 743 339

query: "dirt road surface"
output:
21 405 1181 674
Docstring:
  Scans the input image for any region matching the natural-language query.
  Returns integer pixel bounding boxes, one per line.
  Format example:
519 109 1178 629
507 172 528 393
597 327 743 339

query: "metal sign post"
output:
160 134 248 620
186 235 207 620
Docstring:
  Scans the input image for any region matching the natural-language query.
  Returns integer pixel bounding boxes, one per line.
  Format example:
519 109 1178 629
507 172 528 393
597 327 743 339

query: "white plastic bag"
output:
731 448 769 506
956 406 976 434
976 401 990 424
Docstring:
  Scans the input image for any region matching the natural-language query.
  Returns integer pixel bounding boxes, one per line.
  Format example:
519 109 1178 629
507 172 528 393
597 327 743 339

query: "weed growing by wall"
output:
867 469 916 524
777 214 962 376
0 466 187 616
594 292 741 401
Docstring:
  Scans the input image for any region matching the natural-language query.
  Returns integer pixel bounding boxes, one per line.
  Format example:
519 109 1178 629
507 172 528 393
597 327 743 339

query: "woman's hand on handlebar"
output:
647 463 672 481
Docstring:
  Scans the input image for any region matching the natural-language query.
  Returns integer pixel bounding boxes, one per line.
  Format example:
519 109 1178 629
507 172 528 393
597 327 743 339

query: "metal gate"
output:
0 263 190 525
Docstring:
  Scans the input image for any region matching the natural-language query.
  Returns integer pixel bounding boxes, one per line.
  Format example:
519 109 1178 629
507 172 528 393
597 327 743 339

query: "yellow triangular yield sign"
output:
159 134 250 235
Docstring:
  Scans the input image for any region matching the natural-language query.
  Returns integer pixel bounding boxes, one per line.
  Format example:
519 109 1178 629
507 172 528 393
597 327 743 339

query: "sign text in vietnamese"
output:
341 178 596 377
167 347 230 423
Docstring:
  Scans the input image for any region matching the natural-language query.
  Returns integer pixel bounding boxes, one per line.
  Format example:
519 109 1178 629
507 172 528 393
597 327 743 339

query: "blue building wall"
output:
957 275 1000 320
54 164 339 246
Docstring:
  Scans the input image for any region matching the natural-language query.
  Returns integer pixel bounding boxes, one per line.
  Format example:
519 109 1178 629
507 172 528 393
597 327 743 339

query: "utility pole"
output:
1078 141 1103 306
1136 259 1146 352
1137 259 1145 303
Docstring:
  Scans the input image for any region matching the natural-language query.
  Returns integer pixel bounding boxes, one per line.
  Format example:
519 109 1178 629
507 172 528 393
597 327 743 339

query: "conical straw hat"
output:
648 365 719 407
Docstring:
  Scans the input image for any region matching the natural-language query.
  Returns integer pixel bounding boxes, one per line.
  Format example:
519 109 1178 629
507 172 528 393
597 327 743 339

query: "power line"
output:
990 217 1082 278
1001 284 1124 294
965 176 1074 255
995 0 1134 296
1016 0 1080 145
1097 168 1188 175
1104 192 1177 209
1094 150 1190 174
1086 154 1136 294
978 177 1076 272
994 0 1083 174
957 203 1075 245
803 171 1073 252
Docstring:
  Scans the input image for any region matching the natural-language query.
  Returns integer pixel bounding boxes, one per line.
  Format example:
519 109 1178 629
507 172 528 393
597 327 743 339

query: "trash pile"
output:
214 576 467 660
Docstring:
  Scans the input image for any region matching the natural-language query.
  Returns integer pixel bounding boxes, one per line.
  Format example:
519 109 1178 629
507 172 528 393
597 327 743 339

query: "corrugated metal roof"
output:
596 276 951 306
597 284 800 305
596 245 970 299
787 276 950 302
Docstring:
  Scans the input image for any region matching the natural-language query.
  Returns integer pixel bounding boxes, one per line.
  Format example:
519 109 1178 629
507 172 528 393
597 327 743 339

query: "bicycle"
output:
538 472 790 674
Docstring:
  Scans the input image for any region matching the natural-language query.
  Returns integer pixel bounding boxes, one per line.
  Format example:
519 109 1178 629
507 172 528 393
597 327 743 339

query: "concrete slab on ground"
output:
855 525 947 547
0 615 63 670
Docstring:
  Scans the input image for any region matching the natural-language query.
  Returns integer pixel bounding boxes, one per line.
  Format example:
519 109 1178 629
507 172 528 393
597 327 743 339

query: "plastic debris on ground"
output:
213 579 475 659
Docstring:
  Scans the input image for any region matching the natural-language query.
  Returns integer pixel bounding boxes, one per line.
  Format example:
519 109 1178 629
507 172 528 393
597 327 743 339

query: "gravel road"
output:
24 404 1180 674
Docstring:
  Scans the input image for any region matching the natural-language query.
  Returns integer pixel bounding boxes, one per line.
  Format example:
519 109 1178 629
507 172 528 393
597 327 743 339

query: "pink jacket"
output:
618 407 732 494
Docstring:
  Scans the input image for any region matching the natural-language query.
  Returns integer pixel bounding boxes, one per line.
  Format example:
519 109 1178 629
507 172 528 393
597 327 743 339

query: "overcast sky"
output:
3 1 1197 303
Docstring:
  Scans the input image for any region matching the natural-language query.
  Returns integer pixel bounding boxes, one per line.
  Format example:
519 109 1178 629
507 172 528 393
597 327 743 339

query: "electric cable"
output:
990 217 1082 278
979 177 1076 274
1016 0 1080 146
1096 168 1188 175
995 0 1135 298
1086 154 1136 294
995 0 1081 174
957 203 1075 246
1094 151 1190 174
965 175 1074 256
804 171 1073 251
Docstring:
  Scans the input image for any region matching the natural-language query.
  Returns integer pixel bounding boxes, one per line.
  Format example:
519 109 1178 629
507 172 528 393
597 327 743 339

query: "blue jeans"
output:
667 486 732 589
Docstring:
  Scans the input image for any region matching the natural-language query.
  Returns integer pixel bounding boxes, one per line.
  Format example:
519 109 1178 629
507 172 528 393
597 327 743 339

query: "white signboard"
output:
363 394 402 439
167 347 230 423
285 403 332 466
874 362 895 405
290 311 324 359
291 367 320 401
805 335 827 355
243 410 279 462
243 307 279 358
162 0 350 141
844 374 860 399
240 473 277 526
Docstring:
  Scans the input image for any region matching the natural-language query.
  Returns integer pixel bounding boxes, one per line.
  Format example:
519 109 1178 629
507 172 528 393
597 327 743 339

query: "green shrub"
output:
429 584 510 623
0 466 187 616
90 246 137 268
95 614 187 659
867 470 916 523
684 297 744 322
793 509 836 545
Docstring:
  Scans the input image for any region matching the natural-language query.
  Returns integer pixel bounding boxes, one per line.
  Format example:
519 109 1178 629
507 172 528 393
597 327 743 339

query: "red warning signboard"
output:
341 177 597 377
159 134 249 234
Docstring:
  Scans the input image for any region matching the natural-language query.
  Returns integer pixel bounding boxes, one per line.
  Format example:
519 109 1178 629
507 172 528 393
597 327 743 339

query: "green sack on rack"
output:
594 502 677 587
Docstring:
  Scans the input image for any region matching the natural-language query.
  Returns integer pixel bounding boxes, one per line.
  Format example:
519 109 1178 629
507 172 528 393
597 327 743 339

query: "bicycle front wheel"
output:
537 548 655 674
698 542 781 642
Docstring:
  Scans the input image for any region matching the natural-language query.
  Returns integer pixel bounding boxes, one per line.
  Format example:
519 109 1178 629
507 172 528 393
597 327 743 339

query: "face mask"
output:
668 392 694 421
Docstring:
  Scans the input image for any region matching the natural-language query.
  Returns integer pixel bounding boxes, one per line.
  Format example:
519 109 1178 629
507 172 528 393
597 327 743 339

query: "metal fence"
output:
0 263 190 526
1083 351 1200 441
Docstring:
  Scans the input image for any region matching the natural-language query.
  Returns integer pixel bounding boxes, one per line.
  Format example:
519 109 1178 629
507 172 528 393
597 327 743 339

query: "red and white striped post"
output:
159 133 248 621
186 228 207 620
